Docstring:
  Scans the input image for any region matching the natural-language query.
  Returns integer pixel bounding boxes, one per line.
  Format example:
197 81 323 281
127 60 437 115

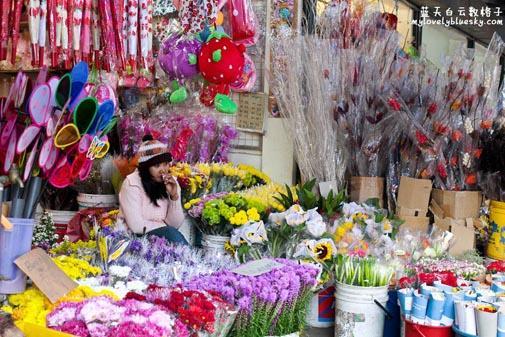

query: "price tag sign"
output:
15 248 78 303
232 259 284 277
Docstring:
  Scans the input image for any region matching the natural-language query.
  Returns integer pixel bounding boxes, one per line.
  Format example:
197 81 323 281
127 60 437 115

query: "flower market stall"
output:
1 0 505 337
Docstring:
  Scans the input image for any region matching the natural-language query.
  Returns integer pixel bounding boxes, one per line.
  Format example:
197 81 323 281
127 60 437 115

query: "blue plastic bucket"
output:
0 218 34 293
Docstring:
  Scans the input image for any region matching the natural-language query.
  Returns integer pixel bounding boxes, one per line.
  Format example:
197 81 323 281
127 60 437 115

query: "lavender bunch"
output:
113 236 236 286
185 259 318 337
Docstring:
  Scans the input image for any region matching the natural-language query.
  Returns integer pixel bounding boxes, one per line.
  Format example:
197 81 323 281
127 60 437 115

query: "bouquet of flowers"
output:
412 256 486 281
47 297 189 337
169 162 210 203
50 240 98 262
197 193 266 236
335 255 394 287
126 286 237 337
184 259 319 337
331 202 403 258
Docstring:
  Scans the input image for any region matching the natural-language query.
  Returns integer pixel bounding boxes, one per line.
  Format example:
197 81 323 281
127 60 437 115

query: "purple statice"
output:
198 115 218 163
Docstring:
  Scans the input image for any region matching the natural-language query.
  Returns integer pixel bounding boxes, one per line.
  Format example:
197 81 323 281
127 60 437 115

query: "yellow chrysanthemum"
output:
343 221 354 230
52 256 101 280
336 226 346 237
247 208 260 222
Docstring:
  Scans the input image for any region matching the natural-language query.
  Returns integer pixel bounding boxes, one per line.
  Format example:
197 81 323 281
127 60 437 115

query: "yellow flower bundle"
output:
1 286 118 327
52 256 101 280
238 183 288 212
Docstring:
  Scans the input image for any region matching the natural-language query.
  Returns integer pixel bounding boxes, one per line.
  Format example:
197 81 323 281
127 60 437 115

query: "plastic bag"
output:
224 0 258 46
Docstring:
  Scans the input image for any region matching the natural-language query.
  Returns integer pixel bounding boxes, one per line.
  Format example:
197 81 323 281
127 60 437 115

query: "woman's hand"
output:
163 174 179 200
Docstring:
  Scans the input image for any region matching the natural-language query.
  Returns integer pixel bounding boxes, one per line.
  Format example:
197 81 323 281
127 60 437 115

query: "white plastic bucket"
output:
179 216 196 246
334 282 389 337
307 285 335 327
77 193 118 210
201 234 230 255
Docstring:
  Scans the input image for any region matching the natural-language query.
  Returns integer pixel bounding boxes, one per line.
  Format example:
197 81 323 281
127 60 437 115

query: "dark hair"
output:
138 164 168 206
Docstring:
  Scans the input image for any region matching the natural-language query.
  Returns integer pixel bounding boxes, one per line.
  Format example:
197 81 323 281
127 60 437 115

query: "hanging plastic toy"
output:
158 32 202 104
198 31 245 114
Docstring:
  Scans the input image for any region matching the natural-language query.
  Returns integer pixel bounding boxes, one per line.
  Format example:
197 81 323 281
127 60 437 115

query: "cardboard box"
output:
432 189 482 219
434 217 477 256
398 215 430 233
397 176 432 216
349 176 384 207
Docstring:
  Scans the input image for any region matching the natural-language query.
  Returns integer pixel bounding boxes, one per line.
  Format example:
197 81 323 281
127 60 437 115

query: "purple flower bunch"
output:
187 192 230 218
113 235 237 287
213 125 238 163
184 259 319 337
47 296 190 337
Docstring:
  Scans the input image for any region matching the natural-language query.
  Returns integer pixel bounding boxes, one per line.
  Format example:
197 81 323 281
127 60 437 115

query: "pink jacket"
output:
119 170 185 234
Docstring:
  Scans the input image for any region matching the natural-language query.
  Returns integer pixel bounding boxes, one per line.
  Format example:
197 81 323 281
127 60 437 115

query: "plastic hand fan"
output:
28 84 51 126
89 100 114 134
55 73 71 109
73 97 98 135
44 145 59 173
3 129 17 173
23 138 40 181
47 76 60 109
79 159 93 180
17 125 41 154
69 62 89 109
54 123 81 149
0 115 17 146
49 160 73 188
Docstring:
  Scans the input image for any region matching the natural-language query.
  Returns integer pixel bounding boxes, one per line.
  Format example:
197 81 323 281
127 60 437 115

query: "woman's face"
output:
148 162 171 183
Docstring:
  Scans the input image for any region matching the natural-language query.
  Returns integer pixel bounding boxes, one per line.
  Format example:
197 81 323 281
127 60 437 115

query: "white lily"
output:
306 218 326 238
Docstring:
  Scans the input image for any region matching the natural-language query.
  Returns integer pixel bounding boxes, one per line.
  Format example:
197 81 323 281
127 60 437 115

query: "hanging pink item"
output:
127 0 138 71
110 0 126 71
72 0 84 62
179 0 219 34
28 0 41 66
39 0 48 66
81 0 92 62
139 0 149 70
98 0 118 71
230 52 256 92
225 0 258 46
47 0 57 66
0 0 10 60
65 0 73 68
121 0 128 61
56 0 66 64
91 0 101 68
11 0 24 64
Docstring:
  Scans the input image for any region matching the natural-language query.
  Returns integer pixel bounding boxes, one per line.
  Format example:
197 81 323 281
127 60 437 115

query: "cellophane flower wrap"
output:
125 285 237 337
330 202 402 258
112 235 237 286
184 259 319 337
386 33 505 192
118 107 237 163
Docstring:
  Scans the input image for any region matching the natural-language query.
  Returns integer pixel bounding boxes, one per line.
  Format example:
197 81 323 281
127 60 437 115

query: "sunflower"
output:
312 241 333 262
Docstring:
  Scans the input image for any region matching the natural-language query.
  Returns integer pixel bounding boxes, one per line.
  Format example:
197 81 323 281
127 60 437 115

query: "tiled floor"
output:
305 327 334 337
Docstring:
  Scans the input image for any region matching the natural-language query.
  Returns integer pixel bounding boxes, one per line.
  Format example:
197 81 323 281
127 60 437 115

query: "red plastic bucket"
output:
405 319 454 337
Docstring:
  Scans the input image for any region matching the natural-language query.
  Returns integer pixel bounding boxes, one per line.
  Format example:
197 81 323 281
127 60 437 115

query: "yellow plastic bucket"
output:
19 322 76 337
487 200 505 260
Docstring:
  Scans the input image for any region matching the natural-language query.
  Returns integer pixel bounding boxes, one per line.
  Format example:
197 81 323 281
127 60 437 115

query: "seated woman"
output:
119 135 187 244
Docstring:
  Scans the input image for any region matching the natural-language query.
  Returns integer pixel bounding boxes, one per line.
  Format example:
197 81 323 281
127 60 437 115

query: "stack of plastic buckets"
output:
0 218 35 293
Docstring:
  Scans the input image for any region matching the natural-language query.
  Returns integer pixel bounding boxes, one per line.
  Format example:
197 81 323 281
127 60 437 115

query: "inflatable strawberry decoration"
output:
198 31 245 114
